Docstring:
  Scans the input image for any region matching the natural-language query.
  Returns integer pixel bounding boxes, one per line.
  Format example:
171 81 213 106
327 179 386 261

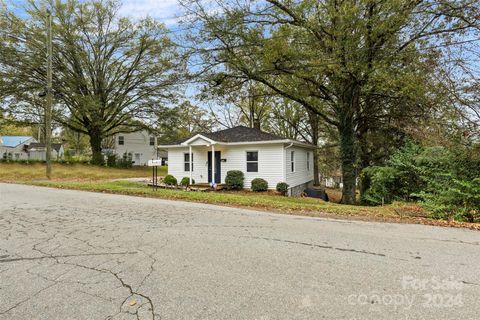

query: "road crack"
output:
241 236 386 257
0 251 137 263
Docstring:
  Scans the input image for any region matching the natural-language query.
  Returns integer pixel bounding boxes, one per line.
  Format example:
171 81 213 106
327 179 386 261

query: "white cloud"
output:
118 0 182 24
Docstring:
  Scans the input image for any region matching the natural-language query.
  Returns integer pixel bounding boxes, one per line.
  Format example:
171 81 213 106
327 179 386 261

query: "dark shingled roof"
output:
163 126 311 145
204 126 287 142
28 142 63 153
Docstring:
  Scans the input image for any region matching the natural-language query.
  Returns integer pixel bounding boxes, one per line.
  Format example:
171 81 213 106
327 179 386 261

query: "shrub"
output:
225 170 244 190
106 154 117 167
180 177 195 186
276 182 289 195
361 166 399 205
115 152 133 168
419 177 480 222
164 175 177 186
251 178 268 192
361 141 480 222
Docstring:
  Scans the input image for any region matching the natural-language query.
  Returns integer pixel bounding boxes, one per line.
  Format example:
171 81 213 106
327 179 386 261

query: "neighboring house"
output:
157 150 168 166
27 143 65 161
111 130 159 166
321 169 343 188
159 126 316 196
0 136 38 160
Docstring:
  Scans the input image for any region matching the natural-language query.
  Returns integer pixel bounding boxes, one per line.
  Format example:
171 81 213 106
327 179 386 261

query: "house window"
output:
184 153 193 171
246 151 258 172
15 153 20 160
149 137 155 146
307 152 310 171
290 151 295 172
118 136 124 145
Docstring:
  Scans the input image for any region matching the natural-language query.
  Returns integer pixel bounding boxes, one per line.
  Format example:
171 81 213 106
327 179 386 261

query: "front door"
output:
207 151 221 184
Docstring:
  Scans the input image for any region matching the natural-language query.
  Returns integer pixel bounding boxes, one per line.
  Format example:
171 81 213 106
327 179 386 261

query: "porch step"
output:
190 183 226 190
189 187 210 192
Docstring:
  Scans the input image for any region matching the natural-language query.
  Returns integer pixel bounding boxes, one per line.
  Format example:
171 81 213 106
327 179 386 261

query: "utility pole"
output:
45 9 53 179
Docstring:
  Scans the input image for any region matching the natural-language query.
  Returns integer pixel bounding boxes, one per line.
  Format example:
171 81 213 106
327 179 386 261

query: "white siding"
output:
167 143 314 190
189 137 211 146
1 137 37 160
222 144 284 189
285 146 314 188
167 146 209 183
167 144 285 189
28 147 64 161
114 131 157 166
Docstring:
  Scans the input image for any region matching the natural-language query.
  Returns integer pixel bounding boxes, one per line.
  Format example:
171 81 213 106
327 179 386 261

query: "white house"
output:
0 136 65 161
0 136 37 160
110 130 160 166
27 143 65 161
158 126 316 196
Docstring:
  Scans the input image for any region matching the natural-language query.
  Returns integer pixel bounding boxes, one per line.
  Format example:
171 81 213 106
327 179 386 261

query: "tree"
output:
60 127 90 157
201 80 273 130
229 82 273 130
154 101 213 144
201 75 326 185
0 0 182 164
180 0 479 203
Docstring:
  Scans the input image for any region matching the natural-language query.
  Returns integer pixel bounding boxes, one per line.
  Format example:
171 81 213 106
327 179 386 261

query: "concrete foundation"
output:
288 180 314 197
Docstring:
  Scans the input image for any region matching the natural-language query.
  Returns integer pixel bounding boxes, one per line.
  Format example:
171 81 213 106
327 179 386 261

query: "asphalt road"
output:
0 183 479 320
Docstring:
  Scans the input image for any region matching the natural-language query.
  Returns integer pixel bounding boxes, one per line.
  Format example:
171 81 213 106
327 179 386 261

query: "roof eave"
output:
158 139 316 149
180 134 217 146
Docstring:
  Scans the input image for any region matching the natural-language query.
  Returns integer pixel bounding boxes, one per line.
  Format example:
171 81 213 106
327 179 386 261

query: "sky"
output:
117 0 183 25
6 0 185 26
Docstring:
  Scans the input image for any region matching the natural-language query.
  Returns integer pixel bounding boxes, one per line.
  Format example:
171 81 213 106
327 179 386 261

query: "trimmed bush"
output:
225 170 244 190
276 182 289 195
251 178 268 192
164 175 177 186
180 177 195 186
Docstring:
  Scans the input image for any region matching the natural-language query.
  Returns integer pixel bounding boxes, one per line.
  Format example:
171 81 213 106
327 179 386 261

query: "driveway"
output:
0 183 479 320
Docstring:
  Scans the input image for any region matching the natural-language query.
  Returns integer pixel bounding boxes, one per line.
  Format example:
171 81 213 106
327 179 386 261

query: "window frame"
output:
290 150 295 173
118 136 124 145
149 136 155 146
184 152 193 172
246 150 259 173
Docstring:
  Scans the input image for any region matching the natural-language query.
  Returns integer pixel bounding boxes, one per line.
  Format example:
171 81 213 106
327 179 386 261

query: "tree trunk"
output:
337 81 360 205
88 128 104 165
357 120 372 202
339 117 358 204
253 118 261 130
307 110 321 186
313 150 320 186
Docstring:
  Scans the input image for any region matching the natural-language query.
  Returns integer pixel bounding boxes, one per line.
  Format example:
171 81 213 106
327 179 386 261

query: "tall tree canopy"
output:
154 101 213 144
180 0 479 203
0 0 183 164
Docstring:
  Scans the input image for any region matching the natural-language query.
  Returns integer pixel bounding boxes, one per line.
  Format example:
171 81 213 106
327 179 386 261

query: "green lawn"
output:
0 162 166 182
2 161 477 229
30 179 406 219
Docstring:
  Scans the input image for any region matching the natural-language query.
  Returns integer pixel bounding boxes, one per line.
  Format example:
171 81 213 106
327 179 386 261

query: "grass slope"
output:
31 180 400 218
0 162 165 181
2 162 478 229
